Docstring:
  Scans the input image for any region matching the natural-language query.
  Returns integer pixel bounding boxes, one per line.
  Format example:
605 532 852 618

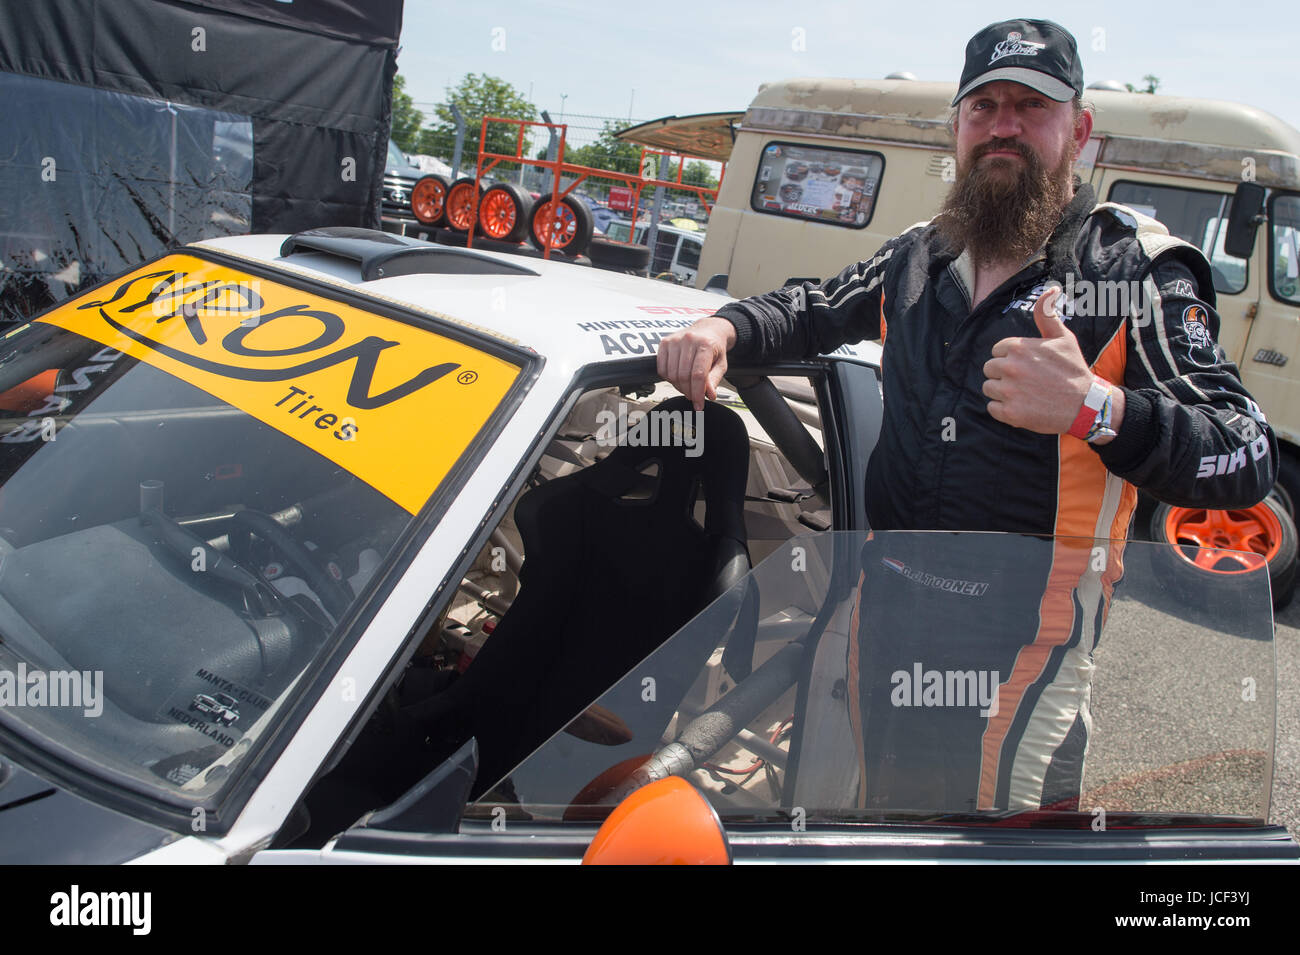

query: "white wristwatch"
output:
1068 377 1116 444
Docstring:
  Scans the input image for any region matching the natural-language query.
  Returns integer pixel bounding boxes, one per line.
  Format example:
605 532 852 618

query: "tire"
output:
478 183 532 243
473 235 530 254
527 193 594 256
444 177 483 233
410 174 450 227
1273 446 1300 518
432 228 467 247
1149 497 1298 609
1269 484 1294 519
588 237 651 271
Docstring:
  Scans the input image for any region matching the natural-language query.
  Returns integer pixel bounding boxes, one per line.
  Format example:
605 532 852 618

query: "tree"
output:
1125 74 1160 95
562 121 643 175
389 73 425 153
419 73 536 163
680 160 718 189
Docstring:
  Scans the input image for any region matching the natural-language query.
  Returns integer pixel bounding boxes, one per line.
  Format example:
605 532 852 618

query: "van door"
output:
1097 175 1257 365
1238 192 1300 442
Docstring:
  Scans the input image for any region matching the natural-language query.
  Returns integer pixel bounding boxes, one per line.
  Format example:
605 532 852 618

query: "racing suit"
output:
714 181 1278 810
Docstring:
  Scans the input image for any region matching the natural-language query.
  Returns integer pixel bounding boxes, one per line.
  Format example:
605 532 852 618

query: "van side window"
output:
653 231 679 274
1270 194 1300 305
678 236 701 270
752 142 884 229
1108 182 1248 295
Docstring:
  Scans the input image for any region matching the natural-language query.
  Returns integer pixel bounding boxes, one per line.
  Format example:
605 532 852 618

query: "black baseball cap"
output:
951 18 1084 106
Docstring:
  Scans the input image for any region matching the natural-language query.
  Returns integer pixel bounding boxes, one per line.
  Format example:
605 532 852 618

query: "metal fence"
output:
406 106 720 218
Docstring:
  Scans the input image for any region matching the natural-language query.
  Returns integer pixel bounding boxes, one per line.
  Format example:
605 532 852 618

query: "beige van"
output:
699 78 1300 487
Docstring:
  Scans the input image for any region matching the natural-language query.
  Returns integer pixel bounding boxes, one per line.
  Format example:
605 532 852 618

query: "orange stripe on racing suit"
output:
977 325 1133 808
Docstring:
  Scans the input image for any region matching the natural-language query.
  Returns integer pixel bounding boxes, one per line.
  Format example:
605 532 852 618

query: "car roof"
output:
638 223 704 238
192 234 881 376
746 78 1300 189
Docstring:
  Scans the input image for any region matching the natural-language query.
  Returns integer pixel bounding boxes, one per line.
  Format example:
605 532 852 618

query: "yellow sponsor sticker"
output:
38 254 523 514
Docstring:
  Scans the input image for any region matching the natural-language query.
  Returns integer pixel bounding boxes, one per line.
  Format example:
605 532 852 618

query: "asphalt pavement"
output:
1087 551 1297 843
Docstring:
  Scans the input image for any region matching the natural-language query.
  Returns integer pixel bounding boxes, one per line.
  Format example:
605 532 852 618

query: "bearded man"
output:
656 19 1276 811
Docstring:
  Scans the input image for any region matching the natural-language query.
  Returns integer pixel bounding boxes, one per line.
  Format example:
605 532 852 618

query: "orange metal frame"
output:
465 115 726 258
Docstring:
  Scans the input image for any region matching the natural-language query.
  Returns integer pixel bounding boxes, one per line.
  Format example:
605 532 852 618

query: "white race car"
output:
0 228 1290 864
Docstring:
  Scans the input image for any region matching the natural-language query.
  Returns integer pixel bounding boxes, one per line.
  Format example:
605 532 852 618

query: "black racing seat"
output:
436 395 752 796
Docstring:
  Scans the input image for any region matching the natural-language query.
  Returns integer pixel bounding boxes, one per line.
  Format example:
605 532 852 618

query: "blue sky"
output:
396 1 1300 130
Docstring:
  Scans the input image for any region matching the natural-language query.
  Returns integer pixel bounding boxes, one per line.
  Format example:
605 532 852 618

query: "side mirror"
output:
704 273 729 294
581 776 731 865
1225 181 1266 259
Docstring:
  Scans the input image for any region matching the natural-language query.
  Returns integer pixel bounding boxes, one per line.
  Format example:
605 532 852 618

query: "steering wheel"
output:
227 508 355 621
140 504 297 625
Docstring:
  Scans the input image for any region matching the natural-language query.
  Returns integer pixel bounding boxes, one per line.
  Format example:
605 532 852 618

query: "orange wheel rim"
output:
446 183 477 230
533 201 576 249
1162 504 1277 573
411 179 446 224
480 190 519 239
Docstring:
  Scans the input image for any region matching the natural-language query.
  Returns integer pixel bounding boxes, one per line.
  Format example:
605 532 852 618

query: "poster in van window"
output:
754 143 883 227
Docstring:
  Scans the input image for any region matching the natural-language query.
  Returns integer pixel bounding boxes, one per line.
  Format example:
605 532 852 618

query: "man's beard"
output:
937 137 1076 266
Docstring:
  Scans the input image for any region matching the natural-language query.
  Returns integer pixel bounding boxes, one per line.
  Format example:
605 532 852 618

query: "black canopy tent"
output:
0 0 404 321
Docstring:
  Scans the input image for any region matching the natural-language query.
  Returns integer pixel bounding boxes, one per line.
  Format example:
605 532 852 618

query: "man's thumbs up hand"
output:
1032 285 1069 338
982 284 1096 434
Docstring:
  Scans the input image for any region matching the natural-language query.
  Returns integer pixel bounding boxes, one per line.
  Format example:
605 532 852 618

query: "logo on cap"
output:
990 31 1045 63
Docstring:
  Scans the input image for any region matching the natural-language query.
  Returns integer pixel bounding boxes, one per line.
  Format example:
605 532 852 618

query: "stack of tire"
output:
408 174 630 267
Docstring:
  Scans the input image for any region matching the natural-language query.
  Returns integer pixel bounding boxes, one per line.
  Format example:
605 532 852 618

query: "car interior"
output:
0 333 412 788
284 370 855 847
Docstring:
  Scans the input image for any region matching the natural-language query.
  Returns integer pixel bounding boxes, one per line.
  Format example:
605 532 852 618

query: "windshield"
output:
0 252 526 802
387 140 409 172
477 531 1275 827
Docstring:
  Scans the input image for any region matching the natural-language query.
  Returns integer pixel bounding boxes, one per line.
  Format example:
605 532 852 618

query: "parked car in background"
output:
380 139 425 234
640 223 705 284
595 222 703 283
406 153 455 179
590 204 624 235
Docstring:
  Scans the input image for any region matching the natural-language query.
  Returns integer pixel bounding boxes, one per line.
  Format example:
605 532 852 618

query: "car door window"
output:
472 530 1274 829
